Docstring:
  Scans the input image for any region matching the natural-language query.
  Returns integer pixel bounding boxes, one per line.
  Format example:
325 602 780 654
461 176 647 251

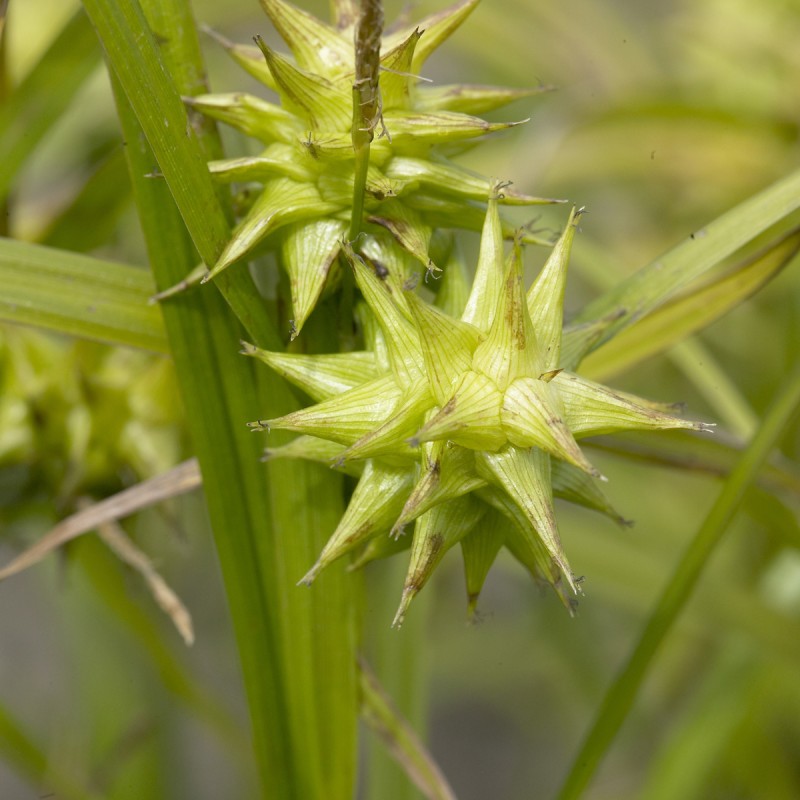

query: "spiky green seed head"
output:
192 0 560 337
246 192 712 624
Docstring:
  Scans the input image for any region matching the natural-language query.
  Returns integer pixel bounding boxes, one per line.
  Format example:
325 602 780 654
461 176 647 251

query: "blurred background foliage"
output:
1 0 799 798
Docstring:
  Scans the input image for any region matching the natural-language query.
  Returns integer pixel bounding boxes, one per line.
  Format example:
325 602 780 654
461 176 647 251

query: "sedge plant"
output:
1 1 800 799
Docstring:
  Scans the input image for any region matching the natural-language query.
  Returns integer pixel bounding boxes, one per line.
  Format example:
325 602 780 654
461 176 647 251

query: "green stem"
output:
94 3 358 796
112 77 288 796
349 129 370 242
557 357 800 800
349 0 383 241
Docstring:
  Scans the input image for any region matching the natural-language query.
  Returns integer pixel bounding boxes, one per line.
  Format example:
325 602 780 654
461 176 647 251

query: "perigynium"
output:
190 0 559 337
243 190 712 624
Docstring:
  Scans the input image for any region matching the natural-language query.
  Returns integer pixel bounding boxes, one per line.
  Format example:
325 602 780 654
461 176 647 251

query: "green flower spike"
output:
246 191 712 624
191 0 562 337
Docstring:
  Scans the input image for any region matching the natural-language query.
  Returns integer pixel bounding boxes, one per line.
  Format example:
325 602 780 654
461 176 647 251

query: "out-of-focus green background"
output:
2 1 799 798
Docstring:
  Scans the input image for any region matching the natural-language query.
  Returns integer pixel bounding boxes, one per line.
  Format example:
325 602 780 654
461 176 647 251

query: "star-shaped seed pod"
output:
243 189 712 624
191 0 560 337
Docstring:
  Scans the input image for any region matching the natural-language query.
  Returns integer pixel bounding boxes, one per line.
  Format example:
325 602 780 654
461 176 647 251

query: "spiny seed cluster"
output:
193 0 557 337
245 194 709 624
193 0 709 622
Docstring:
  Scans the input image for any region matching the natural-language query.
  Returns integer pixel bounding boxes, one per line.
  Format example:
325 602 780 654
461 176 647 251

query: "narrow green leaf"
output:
81 0 228 263
0 9 100 201
101 2 359 796
557 357 800 800
81 0 281 350
113 72 292 796
0 237 167 351
583 228 800 380
575 167 800 348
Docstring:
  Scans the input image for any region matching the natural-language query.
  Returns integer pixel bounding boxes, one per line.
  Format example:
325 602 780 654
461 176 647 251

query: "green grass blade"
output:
556 357 800 800
575 167 800 347
79 0 227 263
259 416 357 800
111 73 293 795
135 2 357 793
105 2 358 794
0 237 167 351
582 227 800 380
81 0 280 349
0 9 100 201
638 644 758 800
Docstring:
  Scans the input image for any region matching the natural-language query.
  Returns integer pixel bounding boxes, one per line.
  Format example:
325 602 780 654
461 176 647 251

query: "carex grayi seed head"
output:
244 186 712 625
190 0 559 338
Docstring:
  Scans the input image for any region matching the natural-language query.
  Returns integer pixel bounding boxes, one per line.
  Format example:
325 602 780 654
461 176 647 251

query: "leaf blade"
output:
575 167 800 349
582 228 800 380
0 237 167 351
